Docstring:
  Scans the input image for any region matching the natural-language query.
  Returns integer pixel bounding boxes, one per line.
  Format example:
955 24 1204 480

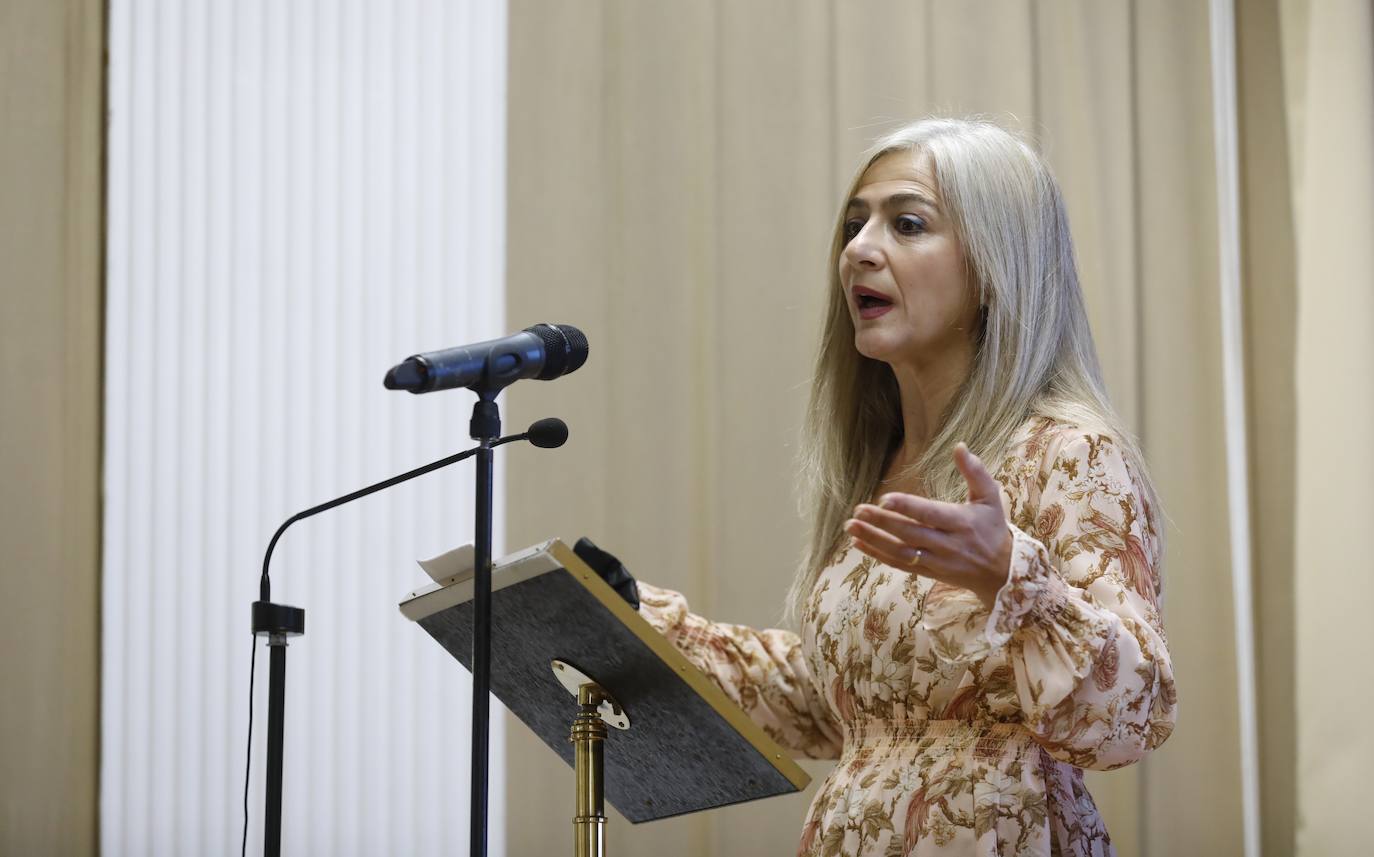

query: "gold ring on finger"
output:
907 548 923 568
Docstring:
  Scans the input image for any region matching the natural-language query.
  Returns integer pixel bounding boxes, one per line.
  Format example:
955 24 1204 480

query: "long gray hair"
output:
787 117 1162 623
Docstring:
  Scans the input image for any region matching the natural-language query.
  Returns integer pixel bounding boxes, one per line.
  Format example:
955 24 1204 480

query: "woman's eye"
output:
842 219 865 241
895 215 926 235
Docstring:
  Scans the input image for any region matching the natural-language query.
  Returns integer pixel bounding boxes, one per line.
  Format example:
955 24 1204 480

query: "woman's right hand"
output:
573 537 640 609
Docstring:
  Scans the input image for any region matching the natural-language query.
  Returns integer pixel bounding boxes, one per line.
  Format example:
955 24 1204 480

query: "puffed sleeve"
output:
636 582 843 760
919 431 1177 770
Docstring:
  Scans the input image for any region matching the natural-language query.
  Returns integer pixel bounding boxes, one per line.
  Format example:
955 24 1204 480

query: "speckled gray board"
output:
416 567 801 823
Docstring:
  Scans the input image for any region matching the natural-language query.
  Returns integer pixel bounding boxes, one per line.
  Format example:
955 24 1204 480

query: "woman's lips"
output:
858 303 894 320
851 286 894 320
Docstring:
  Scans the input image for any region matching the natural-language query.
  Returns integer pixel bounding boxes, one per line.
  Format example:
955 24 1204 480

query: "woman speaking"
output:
630 117 1176 856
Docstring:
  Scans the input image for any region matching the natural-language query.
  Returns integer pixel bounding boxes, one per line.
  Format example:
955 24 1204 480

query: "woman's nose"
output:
842 225 884 269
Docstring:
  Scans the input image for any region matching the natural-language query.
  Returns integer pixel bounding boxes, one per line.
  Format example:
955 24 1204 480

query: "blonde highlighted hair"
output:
787 117 1162 623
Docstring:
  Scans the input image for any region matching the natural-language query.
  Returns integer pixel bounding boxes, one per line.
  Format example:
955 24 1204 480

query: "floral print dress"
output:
636 417 1176 857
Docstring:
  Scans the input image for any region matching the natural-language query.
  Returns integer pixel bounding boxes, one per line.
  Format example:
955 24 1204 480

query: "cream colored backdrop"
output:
1237 0 1374 853
1288 1 1374 854
502 2 1246 855
0 0 103 853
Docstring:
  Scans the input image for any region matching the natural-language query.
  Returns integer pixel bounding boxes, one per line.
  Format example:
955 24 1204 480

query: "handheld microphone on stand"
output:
383 323 589 395
386 323 589 857
246 416 571 857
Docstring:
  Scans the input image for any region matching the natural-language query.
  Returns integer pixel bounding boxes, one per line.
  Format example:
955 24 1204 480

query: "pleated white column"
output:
102 2 507 854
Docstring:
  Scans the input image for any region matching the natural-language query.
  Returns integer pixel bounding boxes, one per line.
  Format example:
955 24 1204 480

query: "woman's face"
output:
838 150 981 370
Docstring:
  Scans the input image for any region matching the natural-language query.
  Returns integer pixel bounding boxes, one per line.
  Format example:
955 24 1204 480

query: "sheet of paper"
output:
417 543 475 585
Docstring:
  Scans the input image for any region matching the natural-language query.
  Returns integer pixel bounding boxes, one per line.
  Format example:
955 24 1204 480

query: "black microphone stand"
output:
379 323 585 857
249 422 555 857
468 391 499 857
250 599 303 857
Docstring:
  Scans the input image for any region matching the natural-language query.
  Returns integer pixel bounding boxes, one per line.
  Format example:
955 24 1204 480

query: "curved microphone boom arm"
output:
257 417 568 602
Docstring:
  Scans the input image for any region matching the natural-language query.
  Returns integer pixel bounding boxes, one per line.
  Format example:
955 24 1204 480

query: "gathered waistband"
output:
840 717 1033 750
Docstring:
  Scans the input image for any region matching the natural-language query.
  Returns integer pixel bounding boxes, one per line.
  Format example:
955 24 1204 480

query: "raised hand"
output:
843 442 1013 608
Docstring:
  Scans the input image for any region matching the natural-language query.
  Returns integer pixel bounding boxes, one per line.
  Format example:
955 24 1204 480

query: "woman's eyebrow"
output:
845 191 941 213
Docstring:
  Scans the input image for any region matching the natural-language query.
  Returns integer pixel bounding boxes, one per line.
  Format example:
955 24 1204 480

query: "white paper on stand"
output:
417 543 475 586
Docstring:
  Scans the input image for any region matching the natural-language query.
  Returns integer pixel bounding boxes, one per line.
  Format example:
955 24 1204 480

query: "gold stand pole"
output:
552 660 628 857
571 683 608 857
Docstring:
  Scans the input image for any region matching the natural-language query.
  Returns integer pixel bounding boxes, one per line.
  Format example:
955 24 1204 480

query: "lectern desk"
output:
399 539 811 853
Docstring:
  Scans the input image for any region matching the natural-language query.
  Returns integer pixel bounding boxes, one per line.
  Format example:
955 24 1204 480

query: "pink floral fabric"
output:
637 417 1176 856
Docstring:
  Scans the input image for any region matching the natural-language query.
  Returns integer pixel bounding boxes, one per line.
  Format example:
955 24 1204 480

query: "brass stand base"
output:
552 660 629 857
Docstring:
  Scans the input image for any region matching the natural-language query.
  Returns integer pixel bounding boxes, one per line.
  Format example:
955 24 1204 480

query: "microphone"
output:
524 416 570 449
383 323 589 395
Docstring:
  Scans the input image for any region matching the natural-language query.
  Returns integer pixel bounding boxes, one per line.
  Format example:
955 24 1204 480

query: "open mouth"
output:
857 294 891 310
852 287 894 318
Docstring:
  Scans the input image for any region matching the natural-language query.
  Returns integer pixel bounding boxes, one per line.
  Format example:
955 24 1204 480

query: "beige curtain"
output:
503 2 1246 855
1287 1 1374 854
0 0 103 853
1237 0 1374 853
1237 0 1299 853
